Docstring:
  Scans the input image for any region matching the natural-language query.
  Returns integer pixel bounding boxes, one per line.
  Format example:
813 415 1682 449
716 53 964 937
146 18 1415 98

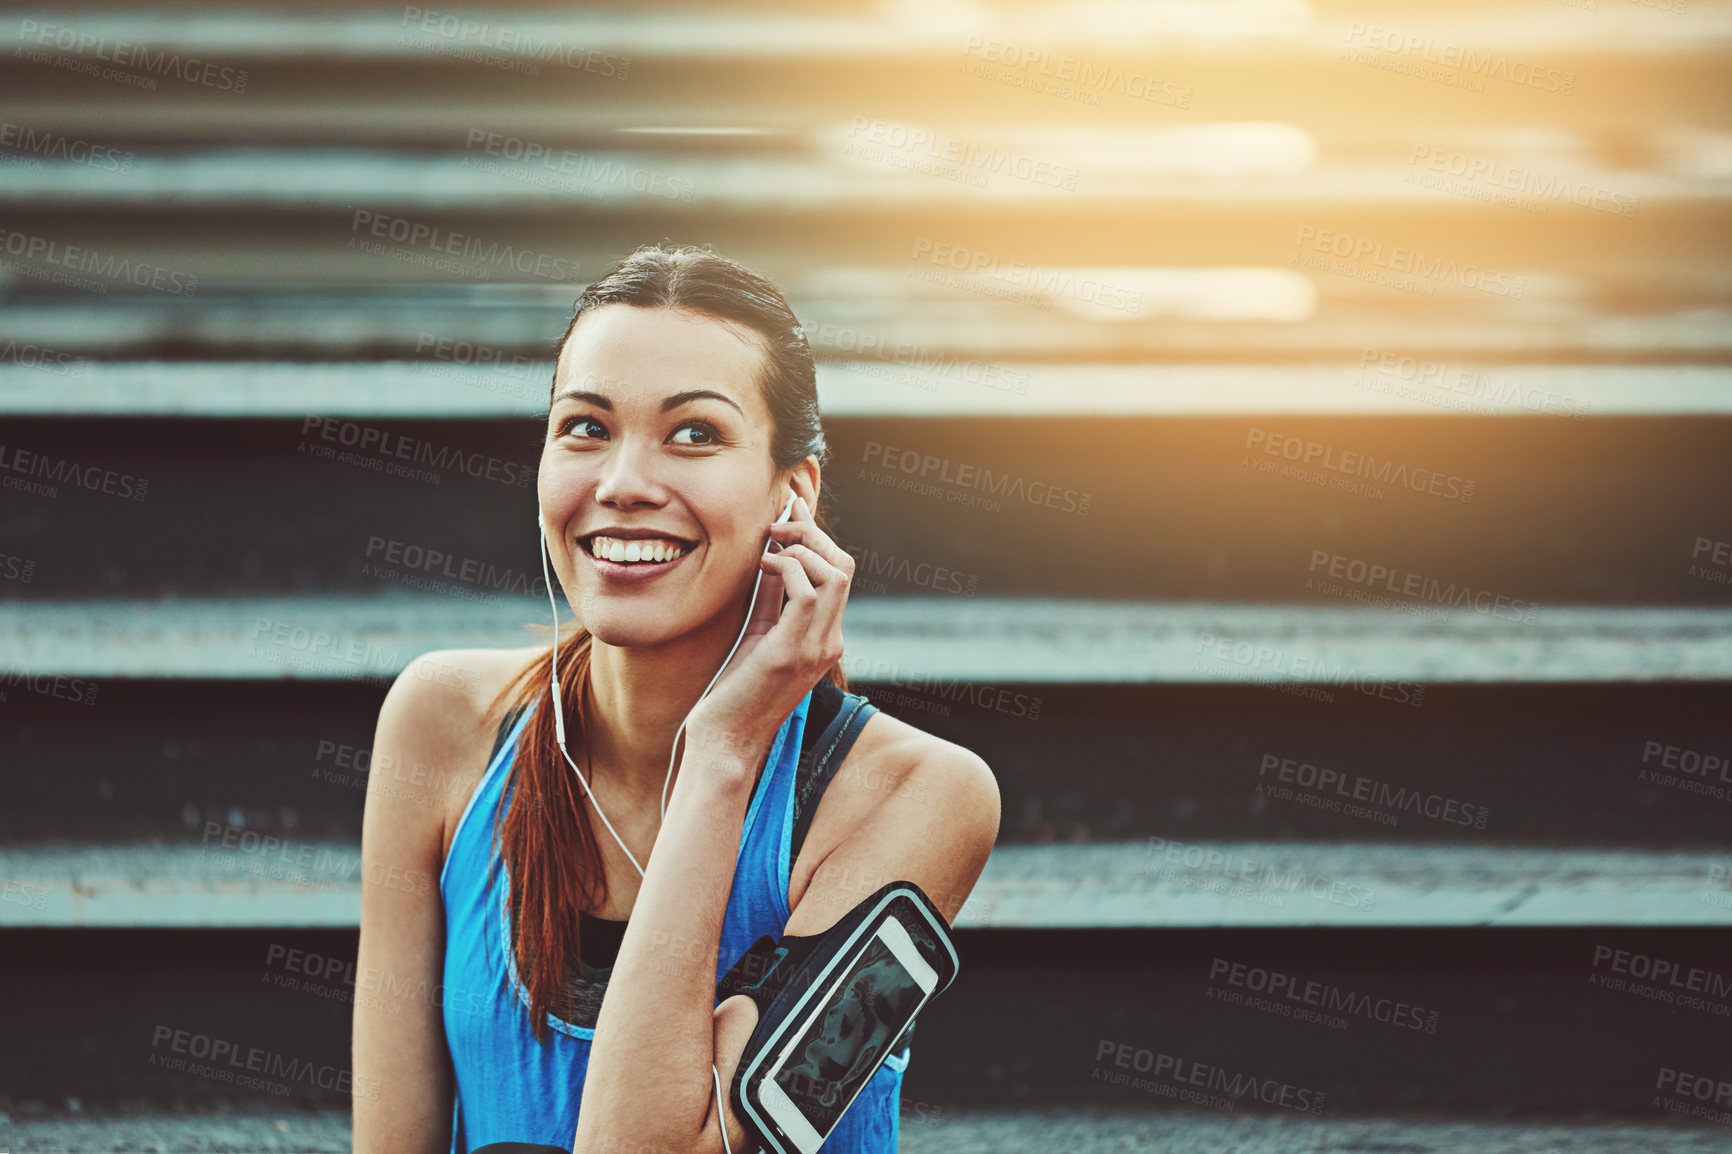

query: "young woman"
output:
352 245 1001 1153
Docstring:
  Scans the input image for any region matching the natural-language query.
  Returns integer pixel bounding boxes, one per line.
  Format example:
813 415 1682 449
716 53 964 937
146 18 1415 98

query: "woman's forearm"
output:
573 734 761 1151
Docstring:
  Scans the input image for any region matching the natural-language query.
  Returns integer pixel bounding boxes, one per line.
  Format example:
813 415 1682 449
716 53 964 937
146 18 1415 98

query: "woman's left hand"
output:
685 495 854 765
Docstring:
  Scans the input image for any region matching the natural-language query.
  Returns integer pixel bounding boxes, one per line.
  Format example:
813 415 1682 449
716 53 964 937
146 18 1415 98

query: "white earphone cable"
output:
537 498 791 1154
536 519 651 877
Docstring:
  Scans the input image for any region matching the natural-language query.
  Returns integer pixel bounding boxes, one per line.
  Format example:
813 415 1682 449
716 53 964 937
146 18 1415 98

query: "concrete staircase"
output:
2 0 1729 1146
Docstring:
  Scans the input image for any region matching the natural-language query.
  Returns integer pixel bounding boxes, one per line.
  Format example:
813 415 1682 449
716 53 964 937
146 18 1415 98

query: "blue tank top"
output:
440 687 910 1152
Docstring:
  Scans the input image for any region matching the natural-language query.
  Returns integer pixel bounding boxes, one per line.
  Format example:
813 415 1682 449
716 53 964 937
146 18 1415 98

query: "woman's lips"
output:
580 534 696 585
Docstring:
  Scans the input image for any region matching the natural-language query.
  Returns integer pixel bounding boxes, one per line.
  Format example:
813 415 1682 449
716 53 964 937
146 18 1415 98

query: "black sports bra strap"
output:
488 703 528 766
789 689 878 869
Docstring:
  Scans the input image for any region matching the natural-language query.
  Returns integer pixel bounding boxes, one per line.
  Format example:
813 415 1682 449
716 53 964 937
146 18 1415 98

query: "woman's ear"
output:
787 456 822 517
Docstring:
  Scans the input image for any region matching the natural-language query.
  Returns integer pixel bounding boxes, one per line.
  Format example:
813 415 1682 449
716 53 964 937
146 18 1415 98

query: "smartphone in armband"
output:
716 879 960 1153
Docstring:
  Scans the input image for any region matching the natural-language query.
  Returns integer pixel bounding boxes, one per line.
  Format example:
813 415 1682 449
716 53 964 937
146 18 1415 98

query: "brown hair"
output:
487 243 847 1040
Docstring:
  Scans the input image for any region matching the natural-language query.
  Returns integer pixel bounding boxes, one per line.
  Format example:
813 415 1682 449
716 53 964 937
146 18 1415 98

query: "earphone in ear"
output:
771 492 796 535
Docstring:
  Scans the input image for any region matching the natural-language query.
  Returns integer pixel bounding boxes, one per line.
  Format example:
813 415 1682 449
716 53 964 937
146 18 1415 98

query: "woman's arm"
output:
353 651 483 1154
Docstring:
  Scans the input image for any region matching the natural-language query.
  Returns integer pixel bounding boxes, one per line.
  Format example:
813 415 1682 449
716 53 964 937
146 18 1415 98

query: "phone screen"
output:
770 931 926 1135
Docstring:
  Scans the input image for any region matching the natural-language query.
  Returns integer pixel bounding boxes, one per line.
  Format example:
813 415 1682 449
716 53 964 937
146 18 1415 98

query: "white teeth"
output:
589 535 688 564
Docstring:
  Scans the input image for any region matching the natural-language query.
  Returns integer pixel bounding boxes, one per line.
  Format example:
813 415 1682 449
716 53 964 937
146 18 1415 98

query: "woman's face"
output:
540 304 792 647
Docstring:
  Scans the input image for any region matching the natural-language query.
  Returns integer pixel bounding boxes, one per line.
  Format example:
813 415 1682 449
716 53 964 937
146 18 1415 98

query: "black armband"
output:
715 879 960 1153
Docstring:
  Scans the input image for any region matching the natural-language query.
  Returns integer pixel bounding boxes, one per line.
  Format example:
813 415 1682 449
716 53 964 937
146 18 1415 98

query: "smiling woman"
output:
351 244 1001 1154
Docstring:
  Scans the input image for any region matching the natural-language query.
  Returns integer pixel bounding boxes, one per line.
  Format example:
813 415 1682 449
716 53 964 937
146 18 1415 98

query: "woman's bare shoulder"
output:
789 701 1000 916
367 644 547 850
846 708 999 820
379 644 544 738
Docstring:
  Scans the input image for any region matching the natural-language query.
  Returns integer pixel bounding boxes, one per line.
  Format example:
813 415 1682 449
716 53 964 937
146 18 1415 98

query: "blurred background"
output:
2 0 1730 1149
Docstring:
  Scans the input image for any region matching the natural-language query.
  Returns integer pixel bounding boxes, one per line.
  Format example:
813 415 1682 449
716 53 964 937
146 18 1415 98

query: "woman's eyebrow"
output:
553 389 611 409
550 387 744 416
661 389 744 416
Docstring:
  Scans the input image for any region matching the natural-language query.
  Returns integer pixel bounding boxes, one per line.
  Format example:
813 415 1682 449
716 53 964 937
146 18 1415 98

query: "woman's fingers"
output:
767 498 856 580
759 545 847 666
744 545 785 636
759 550 817 652
741 496 849 675
782 497 851 648
765 543 845 587
767 541 849 632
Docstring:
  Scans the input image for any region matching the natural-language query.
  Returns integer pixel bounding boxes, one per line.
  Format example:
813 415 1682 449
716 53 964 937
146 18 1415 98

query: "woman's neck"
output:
580 607 756 811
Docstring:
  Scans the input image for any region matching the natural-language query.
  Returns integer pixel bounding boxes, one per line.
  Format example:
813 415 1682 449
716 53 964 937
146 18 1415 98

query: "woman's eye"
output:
560 416 607 440
670 421 719 447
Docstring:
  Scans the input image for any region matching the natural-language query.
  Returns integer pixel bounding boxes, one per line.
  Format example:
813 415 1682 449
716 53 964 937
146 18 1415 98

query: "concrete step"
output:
974 842 1732 928
7 288 1732 359
903 1107 1731 1153
1 148 1721 220
5 840 1728 929
10 3 1729 63
6 406 1730 602
0 201 1718 301
4 923 1728 1115
11 74 1727 166
6 360 1732 419
5 678 1729 849
6 596 1731 683
0 1106 1727 1153
0 141 1716 303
